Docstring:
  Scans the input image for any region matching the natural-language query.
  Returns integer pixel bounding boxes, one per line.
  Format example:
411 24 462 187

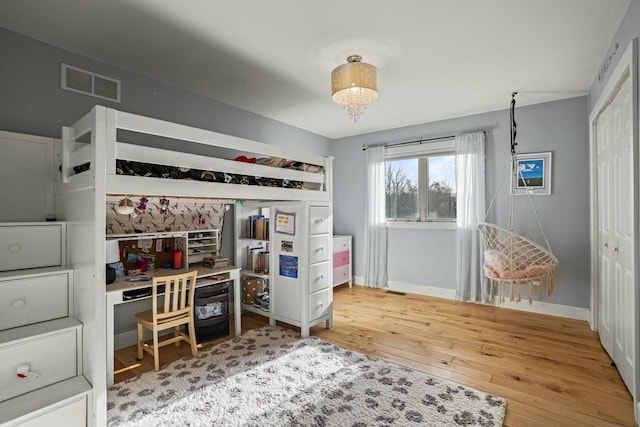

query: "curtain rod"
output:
361 131 486 151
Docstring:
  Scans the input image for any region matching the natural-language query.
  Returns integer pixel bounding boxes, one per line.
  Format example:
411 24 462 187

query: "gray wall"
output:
0 28 331 155
589 0 638 108
0 26 330 259
1 27 594 309
331 96 591 308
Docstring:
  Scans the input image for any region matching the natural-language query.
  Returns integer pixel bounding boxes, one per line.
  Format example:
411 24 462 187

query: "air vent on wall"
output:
61 63 121 103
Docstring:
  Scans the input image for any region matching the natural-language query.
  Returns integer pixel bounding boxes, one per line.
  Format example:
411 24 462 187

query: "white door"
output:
596 105 614 357
596 75 635 395
610 76 635 393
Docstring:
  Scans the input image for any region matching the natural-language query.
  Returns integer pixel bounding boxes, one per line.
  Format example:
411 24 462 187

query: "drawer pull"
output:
314 218 324 224
8 243 21 253
316 246 324 252
16 364 39 379
315 274 324 281
11 299 26 308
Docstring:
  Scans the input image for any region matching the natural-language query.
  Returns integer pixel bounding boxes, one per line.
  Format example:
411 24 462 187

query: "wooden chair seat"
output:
135 270 199 371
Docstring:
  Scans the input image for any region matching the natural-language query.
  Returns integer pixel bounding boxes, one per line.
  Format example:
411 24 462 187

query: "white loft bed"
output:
60 106 333 202
55 105 333 426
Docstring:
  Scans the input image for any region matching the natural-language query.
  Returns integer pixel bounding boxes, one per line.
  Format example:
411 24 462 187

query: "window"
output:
385 139 456 223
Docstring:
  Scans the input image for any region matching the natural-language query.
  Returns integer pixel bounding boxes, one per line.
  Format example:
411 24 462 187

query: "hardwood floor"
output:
114 285 636 426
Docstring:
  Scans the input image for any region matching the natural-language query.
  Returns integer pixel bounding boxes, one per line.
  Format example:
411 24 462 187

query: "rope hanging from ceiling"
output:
478 92 558 304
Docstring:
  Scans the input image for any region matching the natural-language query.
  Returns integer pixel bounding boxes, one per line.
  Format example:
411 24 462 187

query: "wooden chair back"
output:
152 270 198 325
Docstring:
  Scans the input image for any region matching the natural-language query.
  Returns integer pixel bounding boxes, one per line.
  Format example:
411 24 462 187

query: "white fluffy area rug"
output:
108 326 506 426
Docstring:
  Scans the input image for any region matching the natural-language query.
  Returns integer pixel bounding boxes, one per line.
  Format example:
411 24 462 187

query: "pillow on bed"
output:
234 155 257 163
304 164 323 173
257 157 287 168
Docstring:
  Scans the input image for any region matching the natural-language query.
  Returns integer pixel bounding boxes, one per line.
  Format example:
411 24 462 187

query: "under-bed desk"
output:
105 265 240 386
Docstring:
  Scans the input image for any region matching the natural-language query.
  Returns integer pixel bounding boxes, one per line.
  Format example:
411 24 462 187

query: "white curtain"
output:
364 145 388 288
455 132 486 302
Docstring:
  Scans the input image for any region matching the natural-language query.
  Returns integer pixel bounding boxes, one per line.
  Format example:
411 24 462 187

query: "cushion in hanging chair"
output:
478 222 558 301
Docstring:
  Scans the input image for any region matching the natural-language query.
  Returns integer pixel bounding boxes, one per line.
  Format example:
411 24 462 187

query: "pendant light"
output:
331 55 378 122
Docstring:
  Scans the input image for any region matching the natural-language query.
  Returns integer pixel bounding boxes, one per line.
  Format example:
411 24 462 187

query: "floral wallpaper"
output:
106 195 229 235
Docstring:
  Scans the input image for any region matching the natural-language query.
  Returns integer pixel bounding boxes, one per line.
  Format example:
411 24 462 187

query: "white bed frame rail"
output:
62 106 333 201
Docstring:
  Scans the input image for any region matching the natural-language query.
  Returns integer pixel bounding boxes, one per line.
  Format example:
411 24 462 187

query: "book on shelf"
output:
255 217 266 240
246 242 270 273
246 214 263 239
256 251 269 273
246 214 270 240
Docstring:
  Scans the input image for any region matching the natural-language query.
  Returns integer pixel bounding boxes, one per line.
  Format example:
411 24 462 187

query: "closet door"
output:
596 105 614 357
596 75 635 395
610 76 635 393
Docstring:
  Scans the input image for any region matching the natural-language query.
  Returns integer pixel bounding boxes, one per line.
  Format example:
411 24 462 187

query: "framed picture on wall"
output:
512 152 552 195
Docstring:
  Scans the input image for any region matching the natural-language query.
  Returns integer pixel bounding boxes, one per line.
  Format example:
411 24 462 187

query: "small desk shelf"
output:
187 229 219 265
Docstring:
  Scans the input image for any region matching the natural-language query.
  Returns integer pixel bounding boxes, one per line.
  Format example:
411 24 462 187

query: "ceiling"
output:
0 0 630 139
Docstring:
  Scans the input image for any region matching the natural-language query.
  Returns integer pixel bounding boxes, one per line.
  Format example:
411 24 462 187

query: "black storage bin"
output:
195 282 229 301
195 294 228 320
193 282 230 342
195 314 230 342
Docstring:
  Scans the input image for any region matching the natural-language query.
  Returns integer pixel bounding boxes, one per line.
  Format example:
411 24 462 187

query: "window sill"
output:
386 221 456 230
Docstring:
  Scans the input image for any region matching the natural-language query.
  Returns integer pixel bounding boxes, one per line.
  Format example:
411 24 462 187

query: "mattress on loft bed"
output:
114 158 323 190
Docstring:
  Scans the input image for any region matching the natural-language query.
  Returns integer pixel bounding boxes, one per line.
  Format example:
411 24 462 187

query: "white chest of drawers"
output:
307 206 332 323
0 222 90 427
241 202 334 338
332 235 352 287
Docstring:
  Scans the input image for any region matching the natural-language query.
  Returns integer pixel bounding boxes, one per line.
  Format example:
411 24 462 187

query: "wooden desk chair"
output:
135 270 199 371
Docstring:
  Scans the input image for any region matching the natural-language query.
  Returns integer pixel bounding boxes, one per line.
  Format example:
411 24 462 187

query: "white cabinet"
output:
332 235 352 287
234 202 333 337
0 222 90 427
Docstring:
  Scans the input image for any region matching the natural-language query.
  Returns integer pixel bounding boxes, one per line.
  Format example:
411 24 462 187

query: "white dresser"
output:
0 222 91 427
332 235 352 287
235 202 334 337
306 206 333 323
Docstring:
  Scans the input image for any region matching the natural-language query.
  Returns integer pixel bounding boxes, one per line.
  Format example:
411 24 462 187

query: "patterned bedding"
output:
114 157 323 190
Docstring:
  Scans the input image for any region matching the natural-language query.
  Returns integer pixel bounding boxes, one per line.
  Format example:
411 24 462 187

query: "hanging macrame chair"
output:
478 93 558 304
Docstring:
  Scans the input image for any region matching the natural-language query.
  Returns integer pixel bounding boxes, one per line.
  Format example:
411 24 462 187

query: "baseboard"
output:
491 298 591 321
353 276 456 299
388 280 457 300
352 275 590 321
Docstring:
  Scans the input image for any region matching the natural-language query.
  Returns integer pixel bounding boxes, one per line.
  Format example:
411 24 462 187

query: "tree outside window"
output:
385 153 456 222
